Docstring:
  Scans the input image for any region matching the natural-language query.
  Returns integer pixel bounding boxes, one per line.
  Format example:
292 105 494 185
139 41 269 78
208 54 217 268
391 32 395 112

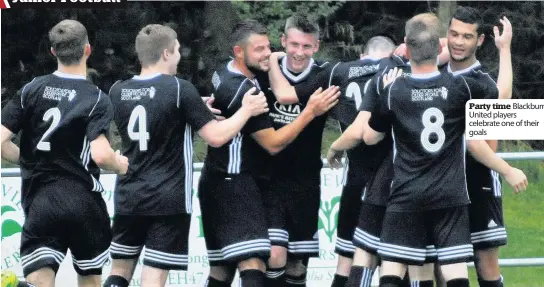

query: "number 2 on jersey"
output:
128 105 150 151
37 107 61 151
420 107 445 153
345 82 363 109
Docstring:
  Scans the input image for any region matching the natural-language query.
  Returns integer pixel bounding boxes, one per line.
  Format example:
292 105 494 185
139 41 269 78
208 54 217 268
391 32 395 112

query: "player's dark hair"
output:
450 6 484 35
49 20 88 66
284 14 320 39
230 19 268 47
405 20 440 65
135 24 178 68
364 36 396 54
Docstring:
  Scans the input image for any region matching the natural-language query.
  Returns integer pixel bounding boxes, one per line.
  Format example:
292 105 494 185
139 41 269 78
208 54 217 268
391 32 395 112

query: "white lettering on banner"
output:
0 169 379 286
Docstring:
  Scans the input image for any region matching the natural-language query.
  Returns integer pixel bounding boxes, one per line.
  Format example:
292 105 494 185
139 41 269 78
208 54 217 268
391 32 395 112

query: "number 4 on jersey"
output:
128 105 150 151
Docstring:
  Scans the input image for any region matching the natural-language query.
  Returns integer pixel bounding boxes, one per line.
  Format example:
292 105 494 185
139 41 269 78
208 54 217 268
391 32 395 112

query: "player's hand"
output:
306 86 340 117
203 95 225 121
503 167 528 194
393 43 407 57
115 150 129 175
270 51 286 61
241 87 269 116
327 148 343 169
382 67 403 88
493 16 512 51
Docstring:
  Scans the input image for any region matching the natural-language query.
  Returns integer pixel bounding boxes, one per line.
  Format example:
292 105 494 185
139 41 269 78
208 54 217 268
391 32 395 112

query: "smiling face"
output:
447 18 484 63
281 28 319 73
242 33 272 72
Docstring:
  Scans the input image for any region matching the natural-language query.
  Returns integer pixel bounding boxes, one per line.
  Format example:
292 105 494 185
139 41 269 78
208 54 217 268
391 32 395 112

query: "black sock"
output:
399 272 411 287
379 275 403 287
285 272 306 286
103 275 129 287
346 266 374 287
265 266 286 287
239 269 265 287
17 282 36 287
331 274 348 287
478 278 503 287
411 280 434 287
205 276 231 287
447 278 469 287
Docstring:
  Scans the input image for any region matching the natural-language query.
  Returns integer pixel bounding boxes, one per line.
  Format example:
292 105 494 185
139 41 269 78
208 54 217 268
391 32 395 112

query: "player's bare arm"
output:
268 51 300 104
90 134 129 175
252 85 340 155
494 16 513 99
198 87 269 148
0 125 20 164
467 140 528 193
327 111 370 169
362 126 385 146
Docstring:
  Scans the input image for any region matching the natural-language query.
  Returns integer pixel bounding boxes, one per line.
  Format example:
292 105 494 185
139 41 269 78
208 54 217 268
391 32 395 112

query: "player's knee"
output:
474 247 501 280
77 274 102 287
209 266 236 282
26 267 56 287
285 259 307 276
238 258 266 272
352 248 377 268
408 263 434 281
439 262 468 282
268 246 287 268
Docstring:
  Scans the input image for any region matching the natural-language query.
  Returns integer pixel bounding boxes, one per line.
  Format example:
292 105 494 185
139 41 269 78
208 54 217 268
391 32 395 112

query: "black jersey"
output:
1 71 113 211
109 73 215 215
204 61 274 180
442 61 499 181
327 58 392 186
369 71 489 211
263 57 334 184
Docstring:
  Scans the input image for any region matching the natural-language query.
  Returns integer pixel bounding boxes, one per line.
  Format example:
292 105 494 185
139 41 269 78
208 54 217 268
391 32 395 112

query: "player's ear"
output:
50 47 56 57
233 45 244 59
84 43 92 57
477 33 485 47
281 33 287 48
162 48 170 61
314 39 320 53
405 46 412 60
438 42 442 55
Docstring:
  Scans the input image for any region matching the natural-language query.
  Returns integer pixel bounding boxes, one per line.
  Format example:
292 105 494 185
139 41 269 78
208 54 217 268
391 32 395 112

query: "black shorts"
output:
110 214 190 270
198 169 271 266
467 169 506 250
352 202 386 255
362 152 393 206
335 184 364 258
20 180 111 277
266 177 320 258
378 206 473 266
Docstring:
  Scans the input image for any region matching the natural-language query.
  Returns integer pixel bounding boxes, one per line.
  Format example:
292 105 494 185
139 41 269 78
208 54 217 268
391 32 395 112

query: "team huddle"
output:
0 6 529 287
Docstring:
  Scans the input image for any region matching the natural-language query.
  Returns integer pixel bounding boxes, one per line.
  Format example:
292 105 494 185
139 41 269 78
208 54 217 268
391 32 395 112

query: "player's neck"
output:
233 59 255 79
410 63 438 74
140 65 169 77
57 63 87 78
449 55 478 72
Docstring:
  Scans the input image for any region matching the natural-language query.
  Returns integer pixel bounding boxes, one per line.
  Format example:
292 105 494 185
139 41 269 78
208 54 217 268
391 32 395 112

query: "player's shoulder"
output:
212 61 249 92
